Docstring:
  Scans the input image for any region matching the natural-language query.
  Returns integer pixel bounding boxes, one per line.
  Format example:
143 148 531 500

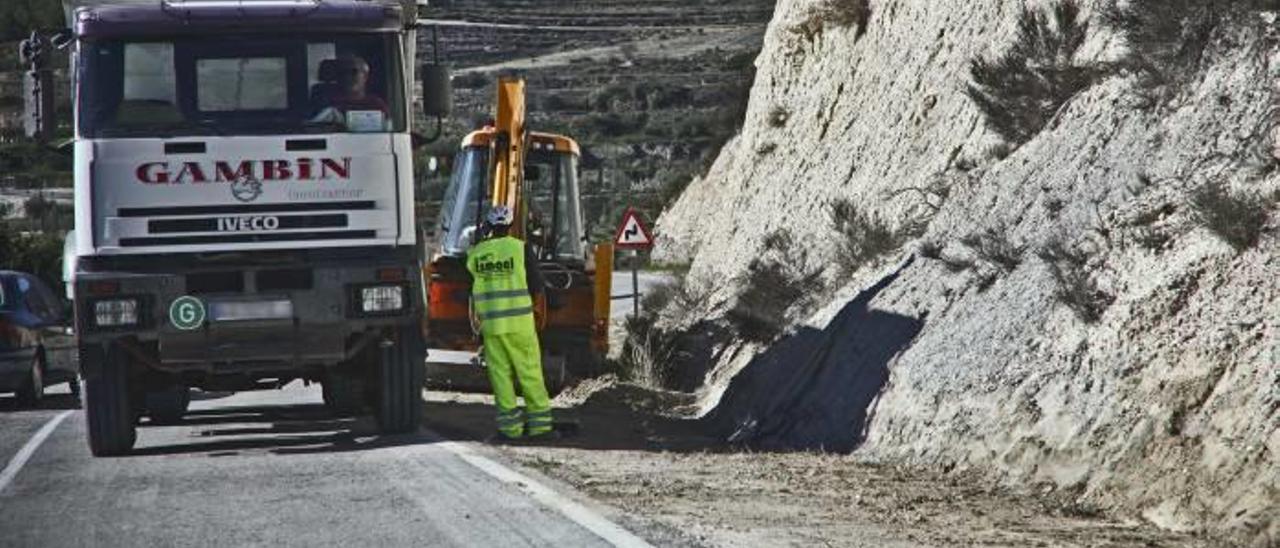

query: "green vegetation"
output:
0 0 63 42
0 224 64 294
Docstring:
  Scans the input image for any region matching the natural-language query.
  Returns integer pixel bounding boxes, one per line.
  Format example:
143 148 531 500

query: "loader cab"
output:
437 130 584 262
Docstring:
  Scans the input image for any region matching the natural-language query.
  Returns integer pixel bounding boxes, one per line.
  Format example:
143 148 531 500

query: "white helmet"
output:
486 205 515 227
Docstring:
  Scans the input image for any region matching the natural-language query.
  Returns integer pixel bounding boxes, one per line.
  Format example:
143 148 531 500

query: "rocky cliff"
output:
655 0 1278 543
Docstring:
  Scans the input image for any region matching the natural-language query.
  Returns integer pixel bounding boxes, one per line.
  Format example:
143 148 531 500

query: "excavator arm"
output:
490 77 528 241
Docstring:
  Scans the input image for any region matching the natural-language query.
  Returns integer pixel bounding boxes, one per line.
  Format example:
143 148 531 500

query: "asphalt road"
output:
0 385 636 547
610 270 671 320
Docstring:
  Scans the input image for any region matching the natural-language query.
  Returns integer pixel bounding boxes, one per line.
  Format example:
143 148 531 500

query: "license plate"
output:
209 300 293 322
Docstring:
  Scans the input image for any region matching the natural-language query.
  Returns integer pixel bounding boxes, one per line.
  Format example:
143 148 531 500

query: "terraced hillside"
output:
420 0 776 240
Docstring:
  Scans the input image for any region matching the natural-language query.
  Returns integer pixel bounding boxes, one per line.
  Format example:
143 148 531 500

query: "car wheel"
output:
83 344 137 456
144 386 190 425
376 326 424 433
15 355 44 408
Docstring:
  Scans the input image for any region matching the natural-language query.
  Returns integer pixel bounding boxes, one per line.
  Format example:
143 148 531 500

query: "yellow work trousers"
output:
484 329 552 438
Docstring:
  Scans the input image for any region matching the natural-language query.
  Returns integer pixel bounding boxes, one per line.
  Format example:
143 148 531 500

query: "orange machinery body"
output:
424 78 611 379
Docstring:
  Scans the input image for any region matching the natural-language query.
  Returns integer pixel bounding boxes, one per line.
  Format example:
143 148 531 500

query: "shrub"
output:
961 227 1026 273
793 0 872 40
830 199 901 278
1101 1 1280 100
619 315 680 389
727 257 823 344
1188 183 1272 251
0 224 64 295
1037 240 1113 323
1100 0 1217 95
966 0 1102 145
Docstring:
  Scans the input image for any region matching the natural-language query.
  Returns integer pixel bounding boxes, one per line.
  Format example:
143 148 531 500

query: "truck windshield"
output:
78 33 406 138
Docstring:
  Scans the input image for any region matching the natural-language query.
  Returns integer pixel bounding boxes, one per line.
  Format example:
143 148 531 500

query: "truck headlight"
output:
360 285 404 313
94 299 139 327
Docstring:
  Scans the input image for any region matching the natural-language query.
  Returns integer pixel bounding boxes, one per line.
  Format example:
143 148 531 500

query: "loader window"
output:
439 146 491 256
78 33 406 138
526 152 585 262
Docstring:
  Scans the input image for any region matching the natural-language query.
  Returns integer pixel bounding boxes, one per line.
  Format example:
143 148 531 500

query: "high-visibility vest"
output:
466 236 535 335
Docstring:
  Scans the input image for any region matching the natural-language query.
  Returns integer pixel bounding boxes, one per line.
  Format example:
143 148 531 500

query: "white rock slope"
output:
656 0 1278 542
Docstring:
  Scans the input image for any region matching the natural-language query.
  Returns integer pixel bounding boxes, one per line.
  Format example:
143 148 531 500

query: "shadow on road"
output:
0 393 82 413
128 403 441 457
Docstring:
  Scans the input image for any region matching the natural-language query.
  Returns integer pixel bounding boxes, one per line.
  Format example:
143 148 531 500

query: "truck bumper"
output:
72 247 423 372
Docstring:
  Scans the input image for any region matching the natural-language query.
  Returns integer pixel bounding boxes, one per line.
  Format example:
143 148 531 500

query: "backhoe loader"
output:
424 77 612 394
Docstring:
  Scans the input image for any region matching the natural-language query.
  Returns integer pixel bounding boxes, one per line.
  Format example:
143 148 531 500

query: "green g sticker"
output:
169 296 206 331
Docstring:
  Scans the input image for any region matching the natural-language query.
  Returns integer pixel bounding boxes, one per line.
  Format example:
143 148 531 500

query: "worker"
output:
325 55 389 114
310 55 389 128
466 206 556 441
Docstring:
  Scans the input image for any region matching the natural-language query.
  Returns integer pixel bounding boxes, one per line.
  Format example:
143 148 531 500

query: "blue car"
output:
0 271 78 406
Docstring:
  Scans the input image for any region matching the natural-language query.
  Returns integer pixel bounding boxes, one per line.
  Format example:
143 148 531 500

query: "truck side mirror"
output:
421 64 453 118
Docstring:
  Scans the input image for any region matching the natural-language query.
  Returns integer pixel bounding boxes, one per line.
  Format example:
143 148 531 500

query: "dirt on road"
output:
423 381 1225 547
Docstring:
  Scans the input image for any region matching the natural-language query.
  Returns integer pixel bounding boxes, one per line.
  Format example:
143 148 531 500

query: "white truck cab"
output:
48 0 452 455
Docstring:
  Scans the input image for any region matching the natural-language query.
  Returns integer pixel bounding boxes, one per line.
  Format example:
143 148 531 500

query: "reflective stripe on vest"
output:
466 236 534 335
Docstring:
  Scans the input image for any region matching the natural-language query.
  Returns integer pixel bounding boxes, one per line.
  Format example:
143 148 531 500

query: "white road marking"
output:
0 410 73 495
438 441 654 548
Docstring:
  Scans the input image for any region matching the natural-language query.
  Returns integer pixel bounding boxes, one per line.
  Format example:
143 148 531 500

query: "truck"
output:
28 0 453 456
424 77 612 394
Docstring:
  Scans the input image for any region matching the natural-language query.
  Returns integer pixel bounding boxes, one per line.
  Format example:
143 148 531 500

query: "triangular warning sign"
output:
614 207 654 249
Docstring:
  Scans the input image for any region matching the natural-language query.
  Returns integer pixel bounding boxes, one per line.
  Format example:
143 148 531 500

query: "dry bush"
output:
1102 0 1280 101
620 316 680 388
961 227 1026 273
1037 239 1114 323
793 0 872 41
621 275 707 388
728 259 823 344
1100 0 1217 96
830 199 901 278
1189 183 1272 251
966 0 1103 145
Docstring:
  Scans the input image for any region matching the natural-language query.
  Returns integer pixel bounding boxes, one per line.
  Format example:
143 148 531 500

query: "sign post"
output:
613 207 655 317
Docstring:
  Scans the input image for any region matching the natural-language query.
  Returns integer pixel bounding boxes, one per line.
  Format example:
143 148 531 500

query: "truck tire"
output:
145 386 190 425
15 355 44 408
83 345 136 456
321 373 364 417
376 326 424 433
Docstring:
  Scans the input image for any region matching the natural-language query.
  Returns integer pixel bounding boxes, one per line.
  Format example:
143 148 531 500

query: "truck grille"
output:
117 201 378 248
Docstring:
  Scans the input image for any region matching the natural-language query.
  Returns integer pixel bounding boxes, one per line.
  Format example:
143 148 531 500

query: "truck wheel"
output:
83 345 136 456
15 355 44 408
145 386 190 425
376 327 424 433
321 373 364 417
